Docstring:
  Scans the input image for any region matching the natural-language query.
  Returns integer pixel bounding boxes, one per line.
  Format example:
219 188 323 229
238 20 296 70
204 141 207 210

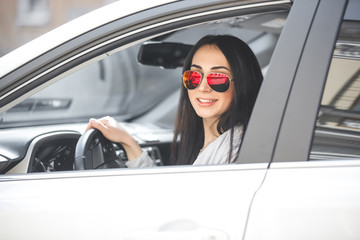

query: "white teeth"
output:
198 98 216 103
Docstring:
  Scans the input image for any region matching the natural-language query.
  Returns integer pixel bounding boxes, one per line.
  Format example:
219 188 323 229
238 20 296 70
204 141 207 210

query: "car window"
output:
310 15 360 160
1 5 292 174
0 11 288 129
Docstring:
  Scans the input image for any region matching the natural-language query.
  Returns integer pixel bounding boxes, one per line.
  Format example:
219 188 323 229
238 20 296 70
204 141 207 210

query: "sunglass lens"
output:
207 73 230 92
183 71 201 90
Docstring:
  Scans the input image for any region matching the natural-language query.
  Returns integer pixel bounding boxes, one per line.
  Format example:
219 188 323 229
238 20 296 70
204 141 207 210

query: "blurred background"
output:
0 0 117 57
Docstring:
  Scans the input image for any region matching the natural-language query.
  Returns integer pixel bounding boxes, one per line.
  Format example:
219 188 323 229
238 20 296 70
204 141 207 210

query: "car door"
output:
244 0 360 239
0 0 321 240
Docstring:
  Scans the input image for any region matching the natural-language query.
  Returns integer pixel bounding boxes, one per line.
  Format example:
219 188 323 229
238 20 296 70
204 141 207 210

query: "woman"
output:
87 35 263 166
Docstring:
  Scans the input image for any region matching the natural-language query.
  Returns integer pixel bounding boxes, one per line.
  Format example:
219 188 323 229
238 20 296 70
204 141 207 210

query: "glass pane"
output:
310 17 360 160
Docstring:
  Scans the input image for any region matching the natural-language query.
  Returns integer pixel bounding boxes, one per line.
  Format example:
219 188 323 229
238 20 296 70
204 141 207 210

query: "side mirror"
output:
138 42 193 69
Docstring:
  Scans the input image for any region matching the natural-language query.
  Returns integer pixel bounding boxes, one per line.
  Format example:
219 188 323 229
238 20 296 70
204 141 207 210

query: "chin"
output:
195 110 219 121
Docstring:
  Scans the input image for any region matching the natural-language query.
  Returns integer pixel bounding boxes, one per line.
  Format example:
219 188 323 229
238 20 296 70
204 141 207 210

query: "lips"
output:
197 98 217 106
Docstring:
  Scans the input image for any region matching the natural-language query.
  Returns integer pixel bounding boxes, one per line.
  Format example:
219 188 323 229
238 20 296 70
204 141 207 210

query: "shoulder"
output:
222 125 244 142
193 125 244 165
207 125 244 150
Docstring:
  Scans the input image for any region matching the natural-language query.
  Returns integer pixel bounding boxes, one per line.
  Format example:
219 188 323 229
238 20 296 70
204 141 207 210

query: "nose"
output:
197 75 212 92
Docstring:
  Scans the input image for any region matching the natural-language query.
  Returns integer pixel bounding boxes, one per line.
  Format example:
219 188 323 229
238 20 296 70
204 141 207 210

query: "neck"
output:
202 118 220 149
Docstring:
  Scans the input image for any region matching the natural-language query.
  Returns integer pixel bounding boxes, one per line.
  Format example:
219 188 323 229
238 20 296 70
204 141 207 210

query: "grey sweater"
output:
126 126 243 168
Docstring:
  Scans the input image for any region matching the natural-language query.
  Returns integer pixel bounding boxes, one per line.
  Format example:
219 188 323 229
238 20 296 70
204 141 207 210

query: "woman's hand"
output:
86 116 143 160
86 116 127 143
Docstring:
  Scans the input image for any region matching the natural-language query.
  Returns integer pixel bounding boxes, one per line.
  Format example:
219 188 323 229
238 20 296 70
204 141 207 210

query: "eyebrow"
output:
191 64 230 71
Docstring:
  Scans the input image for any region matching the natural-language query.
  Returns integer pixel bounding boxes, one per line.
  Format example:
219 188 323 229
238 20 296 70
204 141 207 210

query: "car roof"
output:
0 0 177 78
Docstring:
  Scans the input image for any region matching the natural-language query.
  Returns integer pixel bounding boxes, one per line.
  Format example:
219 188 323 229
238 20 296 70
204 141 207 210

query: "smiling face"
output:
188 44 234 125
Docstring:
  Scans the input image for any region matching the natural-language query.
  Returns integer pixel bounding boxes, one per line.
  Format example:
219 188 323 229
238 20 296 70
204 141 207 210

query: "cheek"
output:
187 90 193 100
187 90 196 106
221 88 235 110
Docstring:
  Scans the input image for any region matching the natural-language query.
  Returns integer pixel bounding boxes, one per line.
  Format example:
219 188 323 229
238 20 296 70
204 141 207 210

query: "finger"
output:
99 116 113 123
85 118 96 131
100 116 118 128
85 124 92 131
89 118 108 132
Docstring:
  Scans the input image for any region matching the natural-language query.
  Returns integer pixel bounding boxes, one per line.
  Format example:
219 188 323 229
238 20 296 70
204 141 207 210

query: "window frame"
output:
271 0 349 163
0 0 293 170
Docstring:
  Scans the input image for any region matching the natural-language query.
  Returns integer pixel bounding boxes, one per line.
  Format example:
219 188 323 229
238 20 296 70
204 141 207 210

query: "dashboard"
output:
0 122 173 174
30 133 79 173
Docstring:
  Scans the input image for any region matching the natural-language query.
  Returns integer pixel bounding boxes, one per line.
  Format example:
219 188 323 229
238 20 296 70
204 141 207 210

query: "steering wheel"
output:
74 128 126 170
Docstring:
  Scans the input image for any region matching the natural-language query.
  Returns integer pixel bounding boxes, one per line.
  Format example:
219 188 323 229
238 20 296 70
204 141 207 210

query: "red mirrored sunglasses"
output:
182 70 232 93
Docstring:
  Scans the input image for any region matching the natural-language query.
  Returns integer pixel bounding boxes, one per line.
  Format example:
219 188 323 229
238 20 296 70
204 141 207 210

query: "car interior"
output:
0 8 359 174
0 11 286 174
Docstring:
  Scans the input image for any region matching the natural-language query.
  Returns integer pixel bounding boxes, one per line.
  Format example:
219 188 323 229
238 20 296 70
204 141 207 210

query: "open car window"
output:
0 5 292 174
0 12 287 129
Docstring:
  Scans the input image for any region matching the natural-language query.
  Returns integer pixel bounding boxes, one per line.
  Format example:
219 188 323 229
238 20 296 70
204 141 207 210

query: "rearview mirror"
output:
138 42 193 69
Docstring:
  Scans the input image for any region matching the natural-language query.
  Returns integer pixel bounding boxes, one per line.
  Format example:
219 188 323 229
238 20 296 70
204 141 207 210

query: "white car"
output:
0 0 359 239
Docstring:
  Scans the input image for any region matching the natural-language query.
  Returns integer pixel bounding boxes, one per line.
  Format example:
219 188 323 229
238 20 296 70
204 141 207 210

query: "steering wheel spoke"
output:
74 129 126 170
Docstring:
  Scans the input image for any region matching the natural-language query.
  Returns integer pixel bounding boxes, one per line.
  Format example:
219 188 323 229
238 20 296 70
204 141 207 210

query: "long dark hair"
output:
171 35 263 165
